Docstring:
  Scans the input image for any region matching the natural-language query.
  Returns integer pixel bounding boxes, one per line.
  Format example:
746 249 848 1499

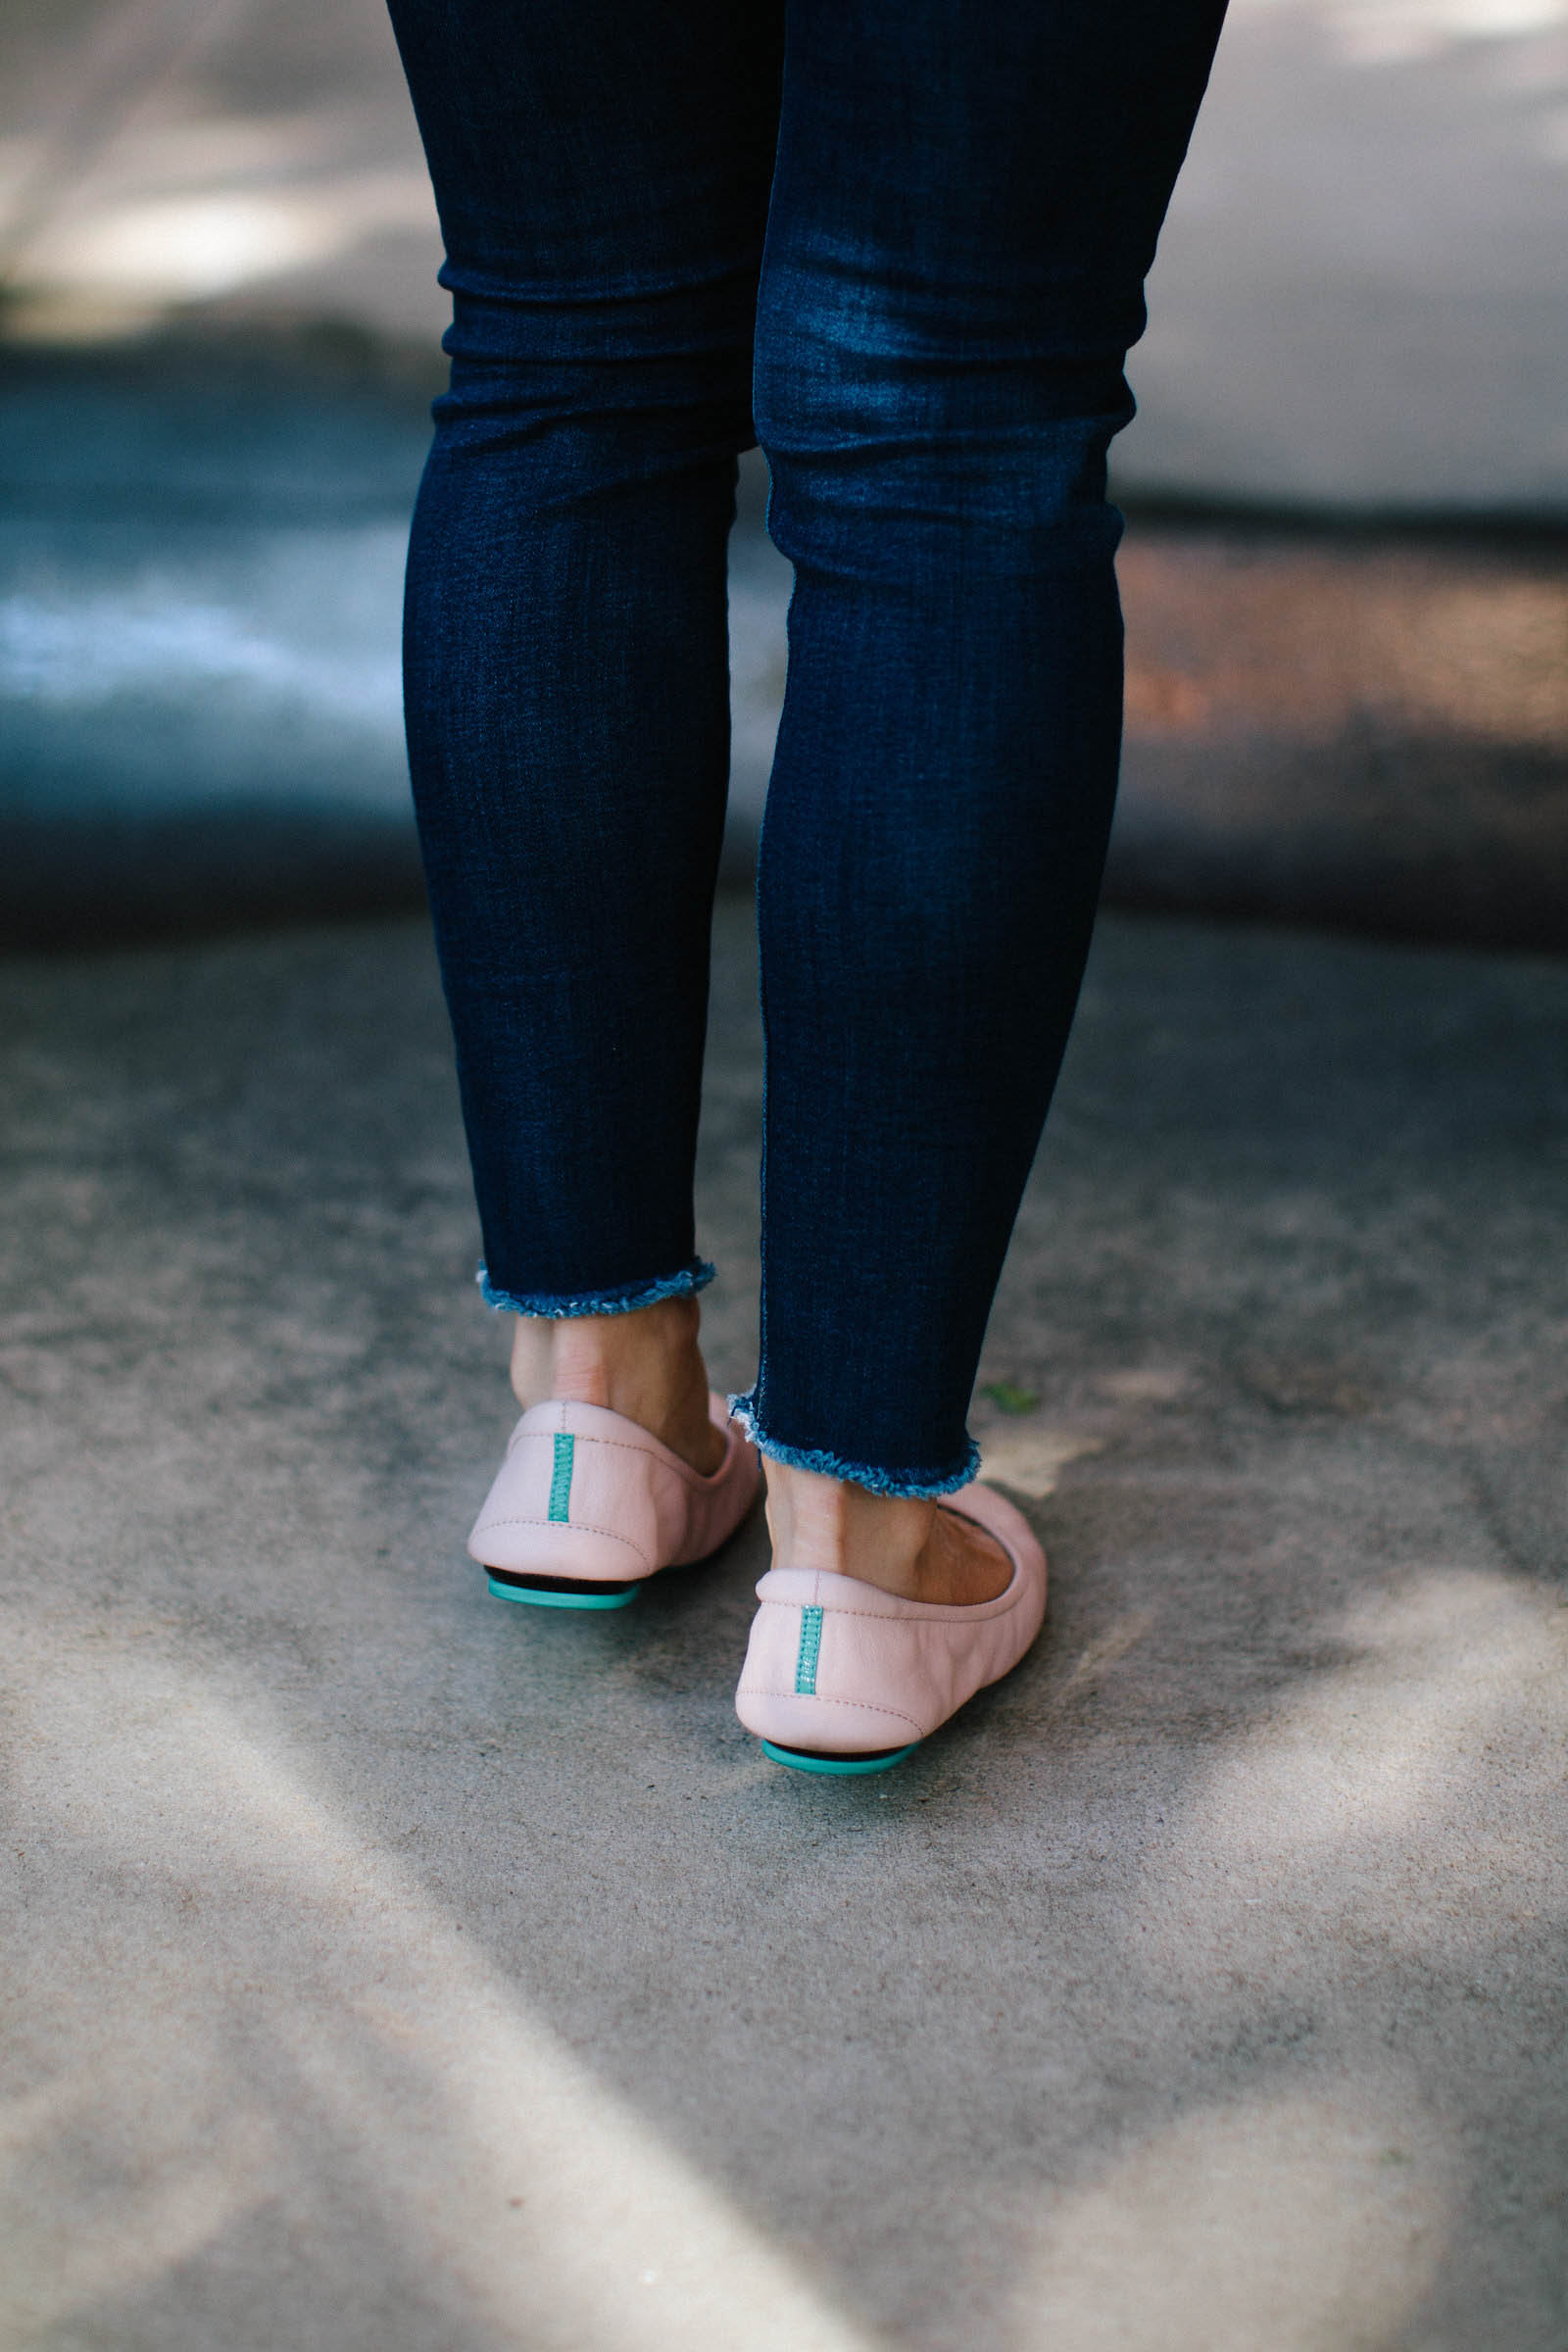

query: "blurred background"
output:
1 0 1565 950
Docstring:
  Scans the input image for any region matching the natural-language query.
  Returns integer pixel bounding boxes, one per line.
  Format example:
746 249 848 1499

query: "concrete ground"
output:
3 891 1566 2351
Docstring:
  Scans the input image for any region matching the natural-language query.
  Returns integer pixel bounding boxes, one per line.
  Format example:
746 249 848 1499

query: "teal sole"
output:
487 1577 640 1611
760 1739 920 1777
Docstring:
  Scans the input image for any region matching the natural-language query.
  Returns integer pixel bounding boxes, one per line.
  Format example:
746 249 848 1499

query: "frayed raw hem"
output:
478 1259 714 1318
727 1391 980 1499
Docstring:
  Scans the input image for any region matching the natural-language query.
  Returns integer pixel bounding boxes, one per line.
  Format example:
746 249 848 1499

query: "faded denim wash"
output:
388 0 1228 1494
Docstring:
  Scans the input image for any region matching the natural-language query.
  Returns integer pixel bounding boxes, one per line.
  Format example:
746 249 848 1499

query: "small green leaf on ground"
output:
981 1381 1040 1416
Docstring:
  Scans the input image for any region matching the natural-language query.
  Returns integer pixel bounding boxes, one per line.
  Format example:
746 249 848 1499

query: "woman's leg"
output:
741 0 1227 1579
386 0 782 1463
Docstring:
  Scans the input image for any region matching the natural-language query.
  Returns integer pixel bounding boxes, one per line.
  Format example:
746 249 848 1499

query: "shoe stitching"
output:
473 1515 655 1569
796 1603 823 1695
509 1429 739 1488
754 1590 1027 1627
737 1688 925 1736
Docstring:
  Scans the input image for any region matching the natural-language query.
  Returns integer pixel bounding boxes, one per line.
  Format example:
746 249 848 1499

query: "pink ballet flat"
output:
467 1391 761 1610
734 1481 1048 1772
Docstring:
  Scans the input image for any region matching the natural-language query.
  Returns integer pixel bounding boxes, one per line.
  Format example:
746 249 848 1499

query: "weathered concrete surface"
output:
2 894 1565 2351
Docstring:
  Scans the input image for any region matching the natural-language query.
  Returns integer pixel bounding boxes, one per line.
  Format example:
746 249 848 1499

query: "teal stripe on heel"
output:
547 1431 575 1521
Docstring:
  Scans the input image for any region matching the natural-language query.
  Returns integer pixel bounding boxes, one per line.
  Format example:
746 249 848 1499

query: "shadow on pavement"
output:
1 892 1564 2349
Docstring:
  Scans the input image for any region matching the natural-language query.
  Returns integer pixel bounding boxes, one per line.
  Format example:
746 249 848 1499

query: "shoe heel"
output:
486 1571 641 1611
760 1739 920 1776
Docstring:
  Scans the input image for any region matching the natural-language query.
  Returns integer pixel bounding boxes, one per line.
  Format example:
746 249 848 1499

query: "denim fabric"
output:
388 0 1226 1494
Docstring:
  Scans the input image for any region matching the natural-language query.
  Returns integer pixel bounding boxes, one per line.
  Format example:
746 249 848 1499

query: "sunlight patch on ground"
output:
2 1642 879 2352
1008 2083 1449 2351
998 1562 1568 2350
1189 1568 1566 1868
1234 0 1568 58
976 1429 1102 1500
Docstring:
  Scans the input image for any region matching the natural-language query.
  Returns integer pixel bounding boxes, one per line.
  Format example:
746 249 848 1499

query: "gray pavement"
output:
3 893 1566 2350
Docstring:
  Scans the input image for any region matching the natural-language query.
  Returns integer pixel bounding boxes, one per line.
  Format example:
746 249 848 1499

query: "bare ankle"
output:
509 1294 724 1474
763 1461 935 1589
762 1458 1010 1606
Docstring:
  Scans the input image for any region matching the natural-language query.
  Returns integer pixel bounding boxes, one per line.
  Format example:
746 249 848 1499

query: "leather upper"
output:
467 1392 760 1582
734 1480 1048 1752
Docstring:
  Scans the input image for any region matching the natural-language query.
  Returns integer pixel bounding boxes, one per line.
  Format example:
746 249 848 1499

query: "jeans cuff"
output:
727 1390 980 1499
478 1259 714 1318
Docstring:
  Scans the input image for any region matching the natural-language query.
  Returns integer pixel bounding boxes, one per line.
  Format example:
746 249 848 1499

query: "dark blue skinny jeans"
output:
388 0 1227 1494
